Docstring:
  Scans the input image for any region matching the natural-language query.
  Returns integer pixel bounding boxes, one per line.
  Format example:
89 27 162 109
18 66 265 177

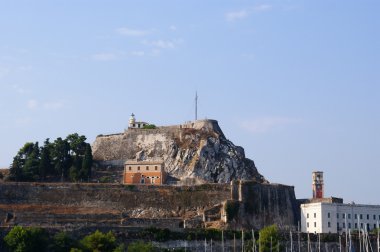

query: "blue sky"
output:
0 1 379 203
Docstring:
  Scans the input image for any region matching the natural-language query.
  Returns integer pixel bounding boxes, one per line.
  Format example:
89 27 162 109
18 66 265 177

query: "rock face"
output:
92 120 266 184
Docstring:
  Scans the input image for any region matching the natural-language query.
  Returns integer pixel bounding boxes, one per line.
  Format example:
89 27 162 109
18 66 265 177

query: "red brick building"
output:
123 161 166 185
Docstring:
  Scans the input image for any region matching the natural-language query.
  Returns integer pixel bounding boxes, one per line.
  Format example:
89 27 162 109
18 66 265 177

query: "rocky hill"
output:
92 120 266 184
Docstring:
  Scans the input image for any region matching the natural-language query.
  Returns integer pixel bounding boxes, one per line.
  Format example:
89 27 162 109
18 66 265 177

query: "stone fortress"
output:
92 114 266 185
0 114 300 231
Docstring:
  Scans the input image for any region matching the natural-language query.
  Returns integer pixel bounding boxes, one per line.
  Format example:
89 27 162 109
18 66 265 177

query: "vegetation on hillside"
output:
8 133 93 182
3 227 124 252
258 224 280 252
142 124 157 129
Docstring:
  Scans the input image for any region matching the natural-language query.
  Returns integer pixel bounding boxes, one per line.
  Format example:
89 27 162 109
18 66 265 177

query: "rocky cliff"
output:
92 120 266 184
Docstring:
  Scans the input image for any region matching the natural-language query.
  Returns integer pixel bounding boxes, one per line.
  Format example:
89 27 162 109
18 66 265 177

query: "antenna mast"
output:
195 91 198 121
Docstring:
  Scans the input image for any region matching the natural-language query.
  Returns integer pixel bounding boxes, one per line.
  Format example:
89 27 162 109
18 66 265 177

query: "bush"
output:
99 176 112 183
143 124 156 129
259 225 280 252
4 226 48 252
80 230 118 252
127 241 154 252
225 200 240 221
51 231 76 252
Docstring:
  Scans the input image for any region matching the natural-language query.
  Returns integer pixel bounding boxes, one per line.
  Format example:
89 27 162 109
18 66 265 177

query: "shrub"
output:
51 231 76 252
225 200 240 221
259 225 280 252
80 230 118 252
143 124 156 129
4 226 48 252
127 241 154 252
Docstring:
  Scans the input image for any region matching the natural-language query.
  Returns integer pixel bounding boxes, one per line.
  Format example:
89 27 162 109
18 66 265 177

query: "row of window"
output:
128 166 159 171
334 213 380 221
307 212 380 221
307 222 379 230
306 213 317 218
131 175 160 179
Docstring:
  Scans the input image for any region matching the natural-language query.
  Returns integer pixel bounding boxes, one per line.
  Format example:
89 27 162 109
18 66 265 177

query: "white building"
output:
128 113 149 129
301 171 380 234
301 202 380 234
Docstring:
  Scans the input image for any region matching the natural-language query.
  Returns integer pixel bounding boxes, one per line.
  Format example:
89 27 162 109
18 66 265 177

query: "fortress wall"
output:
230 181 299 230
0 181 298 230
0 182 230 227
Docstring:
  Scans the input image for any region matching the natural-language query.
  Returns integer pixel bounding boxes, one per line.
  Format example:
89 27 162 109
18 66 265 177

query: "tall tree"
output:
80 143 93 181
23 142 40 181
52 138 71 181
39 139 53 180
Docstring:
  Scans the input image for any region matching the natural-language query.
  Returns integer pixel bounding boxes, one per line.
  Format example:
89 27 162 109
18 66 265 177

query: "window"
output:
146 166 149 171
375 224 377 229
360 214 363 220
337 223 340 229
138 166 140 171
314 222 316 228
360 223 363 228
155 166 158 171
342 213 346 219
355 214 357 219
367 214 369 220
337 213 339 219
355 223 358 229
129 166 132 171
379 215 380 220
307 213 309 219
349 223 351 229
328 212 331 218
328 222 331 228
374 215 376 220
343 222 345 228
348 214 351 219
314 213 316 218
307 222 309 228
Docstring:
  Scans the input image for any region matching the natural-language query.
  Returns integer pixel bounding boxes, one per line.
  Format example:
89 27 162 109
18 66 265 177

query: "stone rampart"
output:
0 182 230 228
0 181 299 230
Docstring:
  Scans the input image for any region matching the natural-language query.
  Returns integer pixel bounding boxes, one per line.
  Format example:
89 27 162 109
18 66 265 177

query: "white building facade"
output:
301 202 380 234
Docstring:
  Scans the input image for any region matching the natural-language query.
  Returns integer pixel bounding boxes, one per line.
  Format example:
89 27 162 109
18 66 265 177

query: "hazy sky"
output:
0 1 379 203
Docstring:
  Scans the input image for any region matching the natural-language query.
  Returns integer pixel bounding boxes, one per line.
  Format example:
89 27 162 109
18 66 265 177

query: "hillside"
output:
92 120 266 184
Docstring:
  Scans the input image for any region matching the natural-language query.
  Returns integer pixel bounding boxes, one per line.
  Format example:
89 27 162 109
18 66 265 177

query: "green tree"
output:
9 142 40 181
127 241 155 252
52 138 72 181
66 133 87 156
39 139 53 180
80 230 118 252
23 142 40 181
80 143 93 181
9 156 23 181
258 225 280 252
50 231 76 252
4 226 48 252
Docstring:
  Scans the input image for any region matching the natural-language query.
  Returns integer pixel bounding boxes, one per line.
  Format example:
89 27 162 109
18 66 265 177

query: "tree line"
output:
8 133 93 182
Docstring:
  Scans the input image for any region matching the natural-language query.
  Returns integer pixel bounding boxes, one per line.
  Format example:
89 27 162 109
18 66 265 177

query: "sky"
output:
0 1 379 203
